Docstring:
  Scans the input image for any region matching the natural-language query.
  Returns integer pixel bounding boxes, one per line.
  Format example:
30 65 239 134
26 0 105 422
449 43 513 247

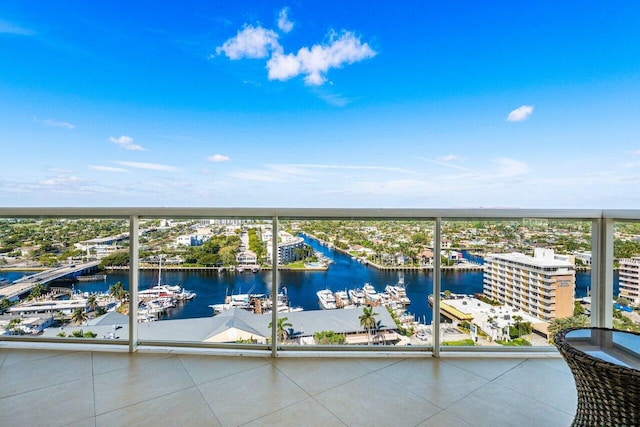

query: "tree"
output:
71 308 88 325
314 330 346 344
359 307 379 345
86 295 98 312
29 283 46 301
547 315 589 342
7 318 22 334
268 316 293 343
109 281 128 302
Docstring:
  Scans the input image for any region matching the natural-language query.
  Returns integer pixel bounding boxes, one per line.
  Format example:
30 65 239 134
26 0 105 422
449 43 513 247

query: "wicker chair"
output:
554 327 640 427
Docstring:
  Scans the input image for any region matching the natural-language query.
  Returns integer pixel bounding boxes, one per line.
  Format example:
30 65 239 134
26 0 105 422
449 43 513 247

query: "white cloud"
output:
206 154 231 162
0 19 34 35
277 8 294 33
89 165 129 172
114 161 178 172
216 25 280 59
42 118 75 129
491 158 530 177
267 31 376 85
39 175 82 186
110 135 146 151
507 105 534 122
436 154 461 162
283 163 413 174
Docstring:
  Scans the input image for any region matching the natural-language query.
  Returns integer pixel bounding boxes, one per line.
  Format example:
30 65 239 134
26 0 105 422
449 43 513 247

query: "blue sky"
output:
1 1 640 208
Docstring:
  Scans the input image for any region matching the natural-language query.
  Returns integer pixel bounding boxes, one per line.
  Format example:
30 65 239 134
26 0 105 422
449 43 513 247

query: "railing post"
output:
271 215 279 357
591 217 614 328
432 217 442 357
129 215 139 352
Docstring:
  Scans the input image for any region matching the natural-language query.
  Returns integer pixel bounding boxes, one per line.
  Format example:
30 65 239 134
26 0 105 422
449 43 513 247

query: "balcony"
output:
0 208 630 425
0 345 576 426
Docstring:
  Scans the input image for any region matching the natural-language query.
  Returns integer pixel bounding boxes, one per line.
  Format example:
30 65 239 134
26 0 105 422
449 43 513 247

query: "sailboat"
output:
138 256 196 301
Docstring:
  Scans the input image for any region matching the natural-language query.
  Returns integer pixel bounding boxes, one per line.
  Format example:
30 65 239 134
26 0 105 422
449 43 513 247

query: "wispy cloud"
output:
436 154 461 162
277 8 294 33
114 161 178 172
39 118 75 129
313 89 352 107
507 105 534 122
419 155 471 171
0 19 35 36
110 135 146 151
206 154 231 162
283 163 414 174
89 165 130 173
39 175 82 186
230 162 413 184
491 157 530 177
216 25 280 59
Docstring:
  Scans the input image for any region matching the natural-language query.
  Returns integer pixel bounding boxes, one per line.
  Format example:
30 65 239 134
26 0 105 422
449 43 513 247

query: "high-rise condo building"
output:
483 248 575 321
618 257 640 304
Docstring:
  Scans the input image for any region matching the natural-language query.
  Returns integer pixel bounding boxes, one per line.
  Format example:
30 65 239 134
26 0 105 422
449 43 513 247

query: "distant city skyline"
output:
1 1 639 208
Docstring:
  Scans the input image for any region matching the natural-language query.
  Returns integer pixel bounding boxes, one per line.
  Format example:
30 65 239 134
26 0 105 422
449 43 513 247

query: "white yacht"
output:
316 289 337 310
362 283 381 304
348 288 366 306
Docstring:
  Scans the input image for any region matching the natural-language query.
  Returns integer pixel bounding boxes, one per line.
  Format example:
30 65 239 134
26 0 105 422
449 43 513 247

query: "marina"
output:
0 235 614 328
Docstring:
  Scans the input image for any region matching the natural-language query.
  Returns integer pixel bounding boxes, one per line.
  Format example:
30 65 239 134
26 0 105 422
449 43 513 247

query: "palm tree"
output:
547 314 589 343
109 281 128 302
512 315 523 338
71 308 88 325
359 307 379 345
268 316 293 343
86 295 98 312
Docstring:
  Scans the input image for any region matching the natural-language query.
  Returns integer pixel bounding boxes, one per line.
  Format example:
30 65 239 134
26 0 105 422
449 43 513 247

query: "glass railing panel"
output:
0 216 129 342
612 221 640 334
275 218 435 349
131 216 273 347
440 218 592 348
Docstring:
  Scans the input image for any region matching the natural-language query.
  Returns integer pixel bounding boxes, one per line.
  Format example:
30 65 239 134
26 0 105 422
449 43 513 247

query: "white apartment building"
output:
265 235 305 265
618 257 640 304
483 248 575 321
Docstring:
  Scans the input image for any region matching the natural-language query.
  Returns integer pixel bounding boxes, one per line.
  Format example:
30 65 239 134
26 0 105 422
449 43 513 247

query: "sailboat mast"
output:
158 255 162 286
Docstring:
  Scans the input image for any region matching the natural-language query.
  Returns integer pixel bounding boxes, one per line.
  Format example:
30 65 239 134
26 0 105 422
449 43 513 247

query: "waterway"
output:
0 235 618 324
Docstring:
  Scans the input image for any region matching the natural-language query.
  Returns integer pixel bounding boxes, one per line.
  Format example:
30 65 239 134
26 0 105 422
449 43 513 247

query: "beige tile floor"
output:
0 345 577 427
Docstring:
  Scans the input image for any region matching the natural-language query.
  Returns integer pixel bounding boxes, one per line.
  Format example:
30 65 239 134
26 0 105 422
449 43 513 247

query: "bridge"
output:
0 260 101 302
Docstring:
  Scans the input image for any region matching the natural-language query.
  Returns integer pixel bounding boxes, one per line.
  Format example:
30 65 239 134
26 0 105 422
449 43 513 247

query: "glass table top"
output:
565 328 640 370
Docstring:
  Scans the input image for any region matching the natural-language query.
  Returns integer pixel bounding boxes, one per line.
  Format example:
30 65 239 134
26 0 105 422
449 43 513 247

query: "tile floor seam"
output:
94 383 200 418
91 353 183 380
190 382 224 426
526 357 573 375
90 353 175 376
485 379 576 417
63 416 96 427
423 377 493 412
491 368 575 415
479 357 528 382
235 396 347 427
268 359 317 398
0 372 96 400
307 395 351 427
174 353 225 425
353 357 408 372
190 359 272 388
440 358 526 382
0 349 80 369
